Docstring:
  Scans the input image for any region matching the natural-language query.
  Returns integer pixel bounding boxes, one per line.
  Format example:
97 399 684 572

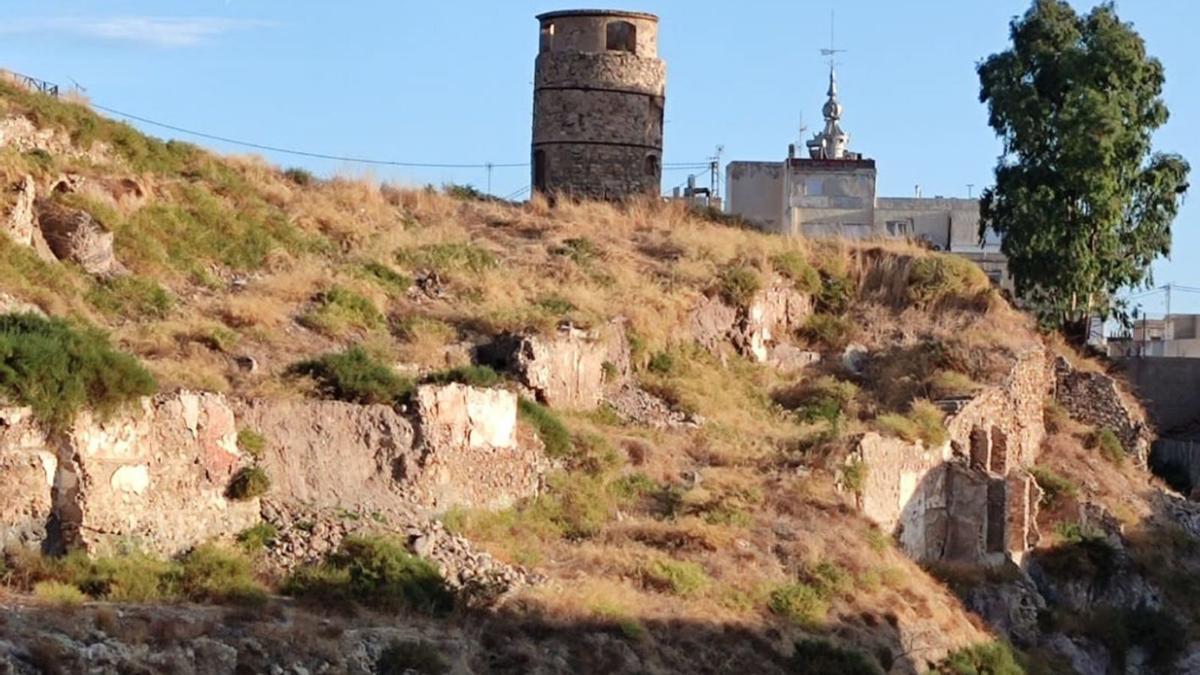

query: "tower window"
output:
644 154 659 176
539 22 555 53
533 150 547 191
606 21 636 53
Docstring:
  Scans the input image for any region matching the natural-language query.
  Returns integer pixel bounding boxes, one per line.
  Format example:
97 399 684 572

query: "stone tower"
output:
532 9 666 200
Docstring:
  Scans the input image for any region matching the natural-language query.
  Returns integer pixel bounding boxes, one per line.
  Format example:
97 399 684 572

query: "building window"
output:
606 21 636 53
644 154 659 176
533 150 547 191
539 22 555 53
885 220 912 237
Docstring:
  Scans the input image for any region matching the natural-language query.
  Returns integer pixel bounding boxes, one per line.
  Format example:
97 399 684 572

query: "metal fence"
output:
3 71 59 98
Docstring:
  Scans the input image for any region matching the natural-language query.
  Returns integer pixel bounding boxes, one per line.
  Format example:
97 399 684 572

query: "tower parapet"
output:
532 9 666 200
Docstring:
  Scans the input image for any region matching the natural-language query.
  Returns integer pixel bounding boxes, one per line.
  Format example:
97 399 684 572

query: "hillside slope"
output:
0 74 1196 675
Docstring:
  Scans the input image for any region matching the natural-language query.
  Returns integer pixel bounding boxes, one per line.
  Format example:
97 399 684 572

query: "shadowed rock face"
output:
690 281 813 364
478 325 617 410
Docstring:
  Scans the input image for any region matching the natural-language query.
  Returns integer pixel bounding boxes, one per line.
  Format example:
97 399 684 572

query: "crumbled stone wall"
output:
690 281 813 364
35 198 120 276
408 384 546 511
1055 356 1151 462
0 406 56 550
480 326 611 410
233 399 415 508
2 175 35 247
59 393 260 555
853 346 1050 565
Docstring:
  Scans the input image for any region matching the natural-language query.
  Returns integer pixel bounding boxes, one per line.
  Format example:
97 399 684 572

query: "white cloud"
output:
0 17 272 47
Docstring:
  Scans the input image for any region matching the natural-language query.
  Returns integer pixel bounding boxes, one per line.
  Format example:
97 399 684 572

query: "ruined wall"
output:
59 393 259 555
854 346 1049 565
532 10 665 200
479 326 611 410
690 280 812 364
408 384 546 511
233 400 415 508
1055 357 1151 460
0 406 56 550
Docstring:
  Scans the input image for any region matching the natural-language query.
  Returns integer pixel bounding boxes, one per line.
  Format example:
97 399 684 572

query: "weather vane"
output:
819 10 846 69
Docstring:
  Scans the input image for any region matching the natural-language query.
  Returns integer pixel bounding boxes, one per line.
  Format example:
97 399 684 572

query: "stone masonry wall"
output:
408 384 546 510
853 346 1050 565
59 393 260 555
690 280 813 364
479 325 615 410
0 406 56 550
1054 356 1151 462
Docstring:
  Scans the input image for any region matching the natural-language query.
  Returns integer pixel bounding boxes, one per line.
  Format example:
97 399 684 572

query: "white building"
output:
725 67 1009 286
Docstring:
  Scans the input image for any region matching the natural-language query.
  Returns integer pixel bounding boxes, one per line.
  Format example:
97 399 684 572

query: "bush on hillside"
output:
86 275 173 320
788 639 883 675
177 544 267 606
299 286 383 337
1088 428 1125 465
907 254 990 307
284 535 453 615
395 242 496 274
227 466 270 500
518 398 572 458
376 640 450 675
641 559 710 597
291 347 414 405
282 167 315 186
423 364 502 388
932 642 1024 675
876 401 947 447
0 313 156 430
1028 466 1078 509
770 251 822 294
802 313 855 350
361 261 412 297
717 264 762 308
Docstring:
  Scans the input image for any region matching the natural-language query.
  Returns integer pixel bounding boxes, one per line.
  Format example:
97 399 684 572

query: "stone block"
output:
0 406 55 550
481 326 611 410
35 199 120 276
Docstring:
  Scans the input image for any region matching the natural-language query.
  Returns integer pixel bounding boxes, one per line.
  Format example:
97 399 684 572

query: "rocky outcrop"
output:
1054 356 1152 463
408 384 545 510
690 281 812 364
0 293 42 316
480 325 613 410
853 346 1050 565
34 199 120 276
0 407 56 550
2 175 35 246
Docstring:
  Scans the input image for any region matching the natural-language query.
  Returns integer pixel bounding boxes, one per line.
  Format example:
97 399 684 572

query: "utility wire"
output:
93 102 716 172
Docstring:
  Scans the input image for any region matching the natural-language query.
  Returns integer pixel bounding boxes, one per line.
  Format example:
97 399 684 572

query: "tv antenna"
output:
819 10 846 68
67 76 87 93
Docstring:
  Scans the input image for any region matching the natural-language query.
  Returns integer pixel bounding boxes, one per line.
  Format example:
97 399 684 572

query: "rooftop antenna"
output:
819 10 846 70
67 76 86 94
967 183 975 198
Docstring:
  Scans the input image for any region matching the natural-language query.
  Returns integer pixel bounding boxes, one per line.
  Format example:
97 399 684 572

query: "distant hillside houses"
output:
725 67 1009 288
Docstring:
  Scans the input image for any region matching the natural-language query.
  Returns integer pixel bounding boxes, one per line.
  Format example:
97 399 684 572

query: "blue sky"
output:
2 1 1197 315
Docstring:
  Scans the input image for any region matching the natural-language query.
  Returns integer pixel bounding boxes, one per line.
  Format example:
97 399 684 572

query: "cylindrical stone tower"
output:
532 9 666 200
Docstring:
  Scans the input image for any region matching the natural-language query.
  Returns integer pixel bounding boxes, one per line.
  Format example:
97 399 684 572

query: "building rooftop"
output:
536 9 659 22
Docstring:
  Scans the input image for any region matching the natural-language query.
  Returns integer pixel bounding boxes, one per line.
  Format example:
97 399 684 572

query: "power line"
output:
92 103 527 169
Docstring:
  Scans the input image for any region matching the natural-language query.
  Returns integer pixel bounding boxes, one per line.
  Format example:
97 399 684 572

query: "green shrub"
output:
788 639 883 675
642 559 710 597
33 581 86 608
647 351 676 374
769 582 829 628
1089 428 1125 465
816 270 855 314
66 550 177 602
299 286 383 336
376 640 450 675
423 364 502 388
803 313 855 350
178 544 267 606
282 167 315 186
443 183 487 201
227 466 270 500
843 458 868 497
927 370 979 399
86 275 173 319
770 251 822 293
518 398 572 458
0 313 156 430
1036 528 1117 583
556 237 600 266
876 401 946 447
236 523 279 552
908 255 989 308
1043 401 1070 434
1028 467 1078 509
718 265 762 308
291 347 414 405
286 535 453 615
395 242 496 274
532 471 615 540
361 261 411 296
535 293 576 316
783 376 858 425
932 642 1024 675
237 429 266 460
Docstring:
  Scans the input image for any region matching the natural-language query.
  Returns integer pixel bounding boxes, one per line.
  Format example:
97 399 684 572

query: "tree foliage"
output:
978 0 1189 332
